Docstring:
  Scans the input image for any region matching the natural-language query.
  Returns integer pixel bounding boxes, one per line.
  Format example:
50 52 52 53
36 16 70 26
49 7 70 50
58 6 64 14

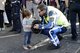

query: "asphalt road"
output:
0 25 80 53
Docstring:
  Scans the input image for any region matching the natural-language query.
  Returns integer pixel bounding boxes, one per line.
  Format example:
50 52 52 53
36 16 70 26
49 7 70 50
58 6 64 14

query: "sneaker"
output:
2 28 5 30
5 23 12 27
71 36 78 41
9 29 16 32
23 45 32 50
0 28 5 31
27 45 32 49
23 45 29 50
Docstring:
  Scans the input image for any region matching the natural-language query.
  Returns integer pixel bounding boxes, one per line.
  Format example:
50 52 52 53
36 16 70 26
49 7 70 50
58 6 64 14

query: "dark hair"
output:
22 9 31 18
37 4 46 11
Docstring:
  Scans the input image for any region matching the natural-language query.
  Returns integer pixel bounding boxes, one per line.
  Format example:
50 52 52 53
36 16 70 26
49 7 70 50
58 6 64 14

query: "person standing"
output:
69 0 80 40
5 0 12 27
10 0 22 33
0 0 6 31
22 9 34 50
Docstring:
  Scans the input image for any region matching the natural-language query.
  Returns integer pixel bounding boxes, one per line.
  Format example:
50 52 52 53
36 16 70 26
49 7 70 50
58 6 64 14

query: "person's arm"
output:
55 0 60 9
34 21 54 29
65 0 69 8
64 0 69 15
39 21 54 29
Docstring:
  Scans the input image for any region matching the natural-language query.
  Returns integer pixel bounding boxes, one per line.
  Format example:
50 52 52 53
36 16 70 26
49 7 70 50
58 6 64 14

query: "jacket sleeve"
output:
39 21 54 29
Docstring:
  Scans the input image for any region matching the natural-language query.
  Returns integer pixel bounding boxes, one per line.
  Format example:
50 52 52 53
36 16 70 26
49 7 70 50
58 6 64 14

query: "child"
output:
22 9 34 50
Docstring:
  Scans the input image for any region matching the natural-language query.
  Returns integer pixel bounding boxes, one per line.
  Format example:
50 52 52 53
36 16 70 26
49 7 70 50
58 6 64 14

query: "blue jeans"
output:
24 32 32 45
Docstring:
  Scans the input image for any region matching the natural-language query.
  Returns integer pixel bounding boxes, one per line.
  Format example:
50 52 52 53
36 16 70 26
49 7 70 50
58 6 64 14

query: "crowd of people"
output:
0 0 80 50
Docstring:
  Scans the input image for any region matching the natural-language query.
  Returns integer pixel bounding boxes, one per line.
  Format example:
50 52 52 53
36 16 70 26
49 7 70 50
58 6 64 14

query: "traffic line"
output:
30 32 80 50
31 38 50 50
75 47 80 53
0 34 20 39
0 32 71 39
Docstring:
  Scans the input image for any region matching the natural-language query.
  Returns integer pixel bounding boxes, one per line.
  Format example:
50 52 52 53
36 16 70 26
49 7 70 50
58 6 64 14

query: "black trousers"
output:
69 2 80 37
5 10 12 25
59 1 66 13
11 3 22 32
0 10 4 28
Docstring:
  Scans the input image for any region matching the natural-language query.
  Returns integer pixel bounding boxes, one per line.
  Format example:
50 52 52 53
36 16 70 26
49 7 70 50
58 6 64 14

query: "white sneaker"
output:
27 45 32 49
2 28 5 30
0 28 5 31
23 45 29 50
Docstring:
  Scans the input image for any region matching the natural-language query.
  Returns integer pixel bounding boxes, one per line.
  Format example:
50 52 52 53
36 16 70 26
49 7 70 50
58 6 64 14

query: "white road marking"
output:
30 32 80 50
0 33 70 39
75 47 80 53
31 38 50 50
0 34 20 39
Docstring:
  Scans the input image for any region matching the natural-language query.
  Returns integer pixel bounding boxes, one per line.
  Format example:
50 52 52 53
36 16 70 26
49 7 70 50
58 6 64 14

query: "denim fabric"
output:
24 32 32 45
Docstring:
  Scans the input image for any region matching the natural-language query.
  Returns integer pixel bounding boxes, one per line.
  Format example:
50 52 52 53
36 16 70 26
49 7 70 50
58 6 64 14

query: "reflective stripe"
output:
11 1 20 4
49 26 62 46
44 16 49 24
42 27 44 29
49 28 60 46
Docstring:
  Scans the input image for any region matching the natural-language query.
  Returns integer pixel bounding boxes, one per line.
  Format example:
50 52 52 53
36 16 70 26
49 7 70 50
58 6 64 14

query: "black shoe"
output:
9 29 16 32
71 35 78 41
71 36 78 41
6 24 12 27
13 31 21 34
58 35 63 41
5 23 12 27
47 43 61 50
5 23 9 25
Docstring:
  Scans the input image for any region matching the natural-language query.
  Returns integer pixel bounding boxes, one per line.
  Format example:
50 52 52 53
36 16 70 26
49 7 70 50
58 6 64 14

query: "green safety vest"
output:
44 16 49 24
